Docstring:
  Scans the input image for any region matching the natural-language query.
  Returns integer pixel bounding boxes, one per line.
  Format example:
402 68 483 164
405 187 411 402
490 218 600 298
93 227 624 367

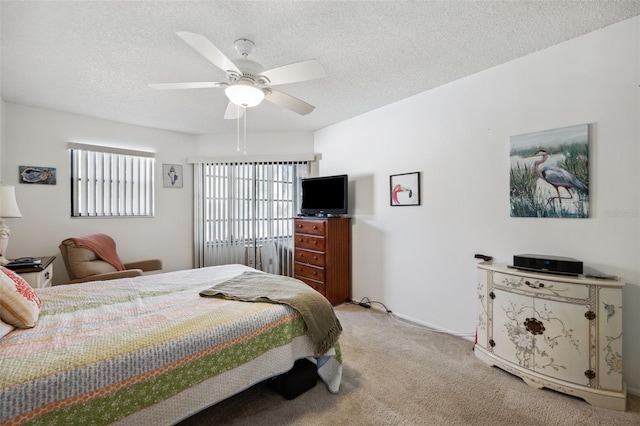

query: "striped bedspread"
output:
0 264 342 425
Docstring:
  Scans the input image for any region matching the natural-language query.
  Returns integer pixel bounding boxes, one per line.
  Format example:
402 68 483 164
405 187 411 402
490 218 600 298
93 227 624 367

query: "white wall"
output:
2 104 315 285
3 104 197 281
315 17 640 394
193 132 314 157
0 98 5 178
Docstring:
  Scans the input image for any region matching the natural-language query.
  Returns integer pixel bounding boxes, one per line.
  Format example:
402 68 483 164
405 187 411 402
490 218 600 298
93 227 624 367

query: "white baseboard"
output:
348 299 475 340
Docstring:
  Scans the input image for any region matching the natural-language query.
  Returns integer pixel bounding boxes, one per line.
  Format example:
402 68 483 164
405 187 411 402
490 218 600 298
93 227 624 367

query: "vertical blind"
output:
193 160 309 276
69 143 154 217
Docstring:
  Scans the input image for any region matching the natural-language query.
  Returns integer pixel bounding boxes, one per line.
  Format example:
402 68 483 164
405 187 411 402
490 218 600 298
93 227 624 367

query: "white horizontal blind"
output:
70 145 154 217
194 160 308 276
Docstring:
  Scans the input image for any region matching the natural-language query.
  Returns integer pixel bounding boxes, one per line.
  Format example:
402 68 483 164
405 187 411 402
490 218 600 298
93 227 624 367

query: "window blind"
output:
194 160 309 275
69 144 154 217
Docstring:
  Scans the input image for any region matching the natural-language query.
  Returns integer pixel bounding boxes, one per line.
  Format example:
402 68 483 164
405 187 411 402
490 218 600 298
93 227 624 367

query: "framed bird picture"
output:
509 124 589 218
390 172 420 206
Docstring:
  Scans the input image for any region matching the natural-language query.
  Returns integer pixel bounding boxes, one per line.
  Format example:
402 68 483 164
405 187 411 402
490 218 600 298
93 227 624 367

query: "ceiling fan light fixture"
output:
225 82 264 107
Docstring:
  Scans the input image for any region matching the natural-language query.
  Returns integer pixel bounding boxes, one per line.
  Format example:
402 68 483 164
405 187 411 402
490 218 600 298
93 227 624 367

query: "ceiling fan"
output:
149 32 326 119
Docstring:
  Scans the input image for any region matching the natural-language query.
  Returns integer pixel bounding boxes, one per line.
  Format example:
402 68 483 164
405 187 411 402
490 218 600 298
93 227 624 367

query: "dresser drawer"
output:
294 234 325 251
493 271 589 300
295 276 326 294
294 262 325 282
294 219 326 236
295 248 325 267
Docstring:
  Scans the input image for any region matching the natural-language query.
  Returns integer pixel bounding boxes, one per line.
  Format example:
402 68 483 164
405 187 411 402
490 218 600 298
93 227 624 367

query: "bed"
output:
0 264 342 425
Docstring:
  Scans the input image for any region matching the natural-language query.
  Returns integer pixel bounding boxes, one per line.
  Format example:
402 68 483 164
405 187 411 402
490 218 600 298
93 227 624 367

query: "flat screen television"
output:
300 174 348 217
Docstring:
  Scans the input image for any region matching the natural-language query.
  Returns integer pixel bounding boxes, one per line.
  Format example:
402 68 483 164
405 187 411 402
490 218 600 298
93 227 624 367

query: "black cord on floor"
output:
350 297 392 313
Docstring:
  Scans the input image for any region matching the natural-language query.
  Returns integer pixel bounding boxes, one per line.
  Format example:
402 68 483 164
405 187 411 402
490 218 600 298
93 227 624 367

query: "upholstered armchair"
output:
59 234 163 284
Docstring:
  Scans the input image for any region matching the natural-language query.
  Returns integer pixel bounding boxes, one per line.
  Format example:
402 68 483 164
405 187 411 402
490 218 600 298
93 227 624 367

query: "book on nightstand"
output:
4 257 50 273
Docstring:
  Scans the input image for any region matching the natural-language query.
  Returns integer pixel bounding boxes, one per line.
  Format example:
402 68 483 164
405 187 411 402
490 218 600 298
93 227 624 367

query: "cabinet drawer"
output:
18 263 53 289
294 234 325 251
294 262 325 282
295 276 326 294
493 272 589 299
295 248 325 267
294 219 325 236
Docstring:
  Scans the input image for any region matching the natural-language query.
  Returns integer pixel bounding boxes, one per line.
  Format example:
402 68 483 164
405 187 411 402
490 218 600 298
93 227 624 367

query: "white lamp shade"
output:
225 82 265 107
0 184 23 218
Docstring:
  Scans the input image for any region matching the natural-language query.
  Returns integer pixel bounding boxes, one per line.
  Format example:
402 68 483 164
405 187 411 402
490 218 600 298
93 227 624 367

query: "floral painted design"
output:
477 281 486 331
501 298 580 372
603 331 623 375
500 276 567 297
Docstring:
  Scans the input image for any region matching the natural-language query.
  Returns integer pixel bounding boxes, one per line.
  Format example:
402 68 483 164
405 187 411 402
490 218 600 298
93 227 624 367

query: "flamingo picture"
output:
392 184 412 205
390 172 420 206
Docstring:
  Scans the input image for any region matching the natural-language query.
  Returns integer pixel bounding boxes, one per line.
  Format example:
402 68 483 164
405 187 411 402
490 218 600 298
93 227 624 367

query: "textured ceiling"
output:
2 1 640 136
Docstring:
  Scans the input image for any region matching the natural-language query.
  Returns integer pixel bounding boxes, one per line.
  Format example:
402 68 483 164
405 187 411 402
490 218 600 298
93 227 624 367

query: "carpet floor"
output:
177 303 640 425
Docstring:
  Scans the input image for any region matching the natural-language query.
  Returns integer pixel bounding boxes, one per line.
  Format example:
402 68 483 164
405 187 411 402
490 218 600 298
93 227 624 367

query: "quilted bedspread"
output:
0 264 342 425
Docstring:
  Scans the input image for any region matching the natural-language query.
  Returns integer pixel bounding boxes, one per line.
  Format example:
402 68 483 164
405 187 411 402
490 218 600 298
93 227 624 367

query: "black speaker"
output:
513 254 583 276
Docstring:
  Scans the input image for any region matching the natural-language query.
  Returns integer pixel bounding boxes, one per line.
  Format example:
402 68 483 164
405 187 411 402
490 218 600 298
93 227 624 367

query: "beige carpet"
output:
177 303 640 425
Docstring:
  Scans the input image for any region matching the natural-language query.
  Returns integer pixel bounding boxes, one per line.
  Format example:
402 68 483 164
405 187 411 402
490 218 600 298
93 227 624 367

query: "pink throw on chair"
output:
69 234 126 271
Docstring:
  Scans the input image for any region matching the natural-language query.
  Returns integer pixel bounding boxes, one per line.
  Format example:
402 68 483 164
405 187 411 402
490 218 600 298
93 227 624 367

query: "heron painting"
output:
510 124 589 218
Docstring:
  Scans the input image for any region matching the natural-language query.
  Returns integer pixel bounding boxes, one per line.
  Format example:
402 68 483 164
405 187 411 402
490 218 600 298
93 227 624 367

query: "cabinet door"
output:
492 290 590 386
492 290 536 369
533 298 590 386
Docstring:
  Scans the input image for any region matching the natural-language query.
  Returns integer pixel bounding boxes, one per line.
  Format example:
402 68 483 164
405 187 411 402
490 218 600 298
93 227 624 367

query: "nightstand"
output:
5 256 55 288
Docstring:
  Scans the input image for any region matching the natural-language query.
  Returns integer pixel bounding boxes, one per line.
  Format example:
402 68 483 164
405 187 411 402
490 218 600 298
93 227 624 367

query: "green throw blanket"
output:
199 271 342 356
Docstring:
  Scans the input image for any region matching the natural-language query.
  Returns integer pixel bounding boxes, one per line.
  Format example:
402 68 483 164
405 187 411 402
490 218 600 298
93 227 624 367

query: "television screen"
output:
301 174 348 216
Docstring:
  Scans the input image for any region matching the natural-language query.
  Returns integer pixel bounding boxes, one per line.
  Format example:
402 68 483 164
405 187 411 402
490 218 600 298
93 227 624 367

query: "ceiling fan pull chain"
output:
243 108 247 155
236 105 240 152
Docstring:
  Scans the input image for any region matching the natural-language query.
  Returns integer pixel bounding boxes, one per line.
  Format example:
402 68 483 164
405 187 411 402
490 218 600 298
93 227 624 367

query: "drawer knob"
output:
524 318 545 335
585 311 596 320
313 226 318 229
44 271 50 280
525 280 544 289
584 370 596 380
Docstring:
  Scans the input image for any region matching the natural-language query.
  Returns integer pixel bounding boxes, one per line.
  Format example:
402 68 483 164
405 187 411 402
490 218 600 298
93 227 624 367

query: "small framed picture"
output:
390 172 420 206
19 166 57 185
162 164 183 188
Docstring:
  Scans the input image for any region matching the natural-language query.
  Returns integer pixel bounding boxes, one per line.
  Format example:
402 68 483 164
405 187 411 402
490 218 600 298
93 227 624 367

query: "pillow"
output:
0 266 42 328
0 318 15 338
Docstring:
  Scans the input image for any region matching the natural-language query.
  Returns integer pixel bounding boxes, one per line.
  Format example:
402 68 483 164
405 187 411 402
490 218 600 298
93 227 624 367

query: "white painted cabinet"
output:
475 262 626 411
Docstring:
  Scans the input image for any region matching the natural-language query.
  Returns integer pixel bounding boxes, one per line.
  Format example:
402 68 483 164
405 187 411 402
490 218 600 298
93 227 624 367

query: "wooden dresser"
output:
293 217 351 304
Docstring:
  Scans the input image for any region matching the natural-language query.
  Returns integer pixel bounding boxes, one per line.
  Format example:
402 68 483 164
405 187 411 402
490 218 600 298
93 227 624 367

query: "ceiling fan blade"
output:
264 89 315 115
260 59 326 86
176 31 241 74
148 82 227 90
224 102 245 120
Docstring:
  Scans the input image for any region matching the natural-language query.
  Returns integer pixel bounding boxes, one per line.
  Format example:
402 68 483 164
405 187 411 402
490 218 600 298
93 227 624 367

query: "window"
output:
69 143 155 217
193 159 310 275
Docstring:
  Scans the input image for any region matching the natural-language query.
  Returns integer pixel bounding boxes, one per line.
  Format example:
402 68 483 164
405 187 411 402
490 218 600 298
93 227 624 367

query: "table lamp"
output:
0 183 23 265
